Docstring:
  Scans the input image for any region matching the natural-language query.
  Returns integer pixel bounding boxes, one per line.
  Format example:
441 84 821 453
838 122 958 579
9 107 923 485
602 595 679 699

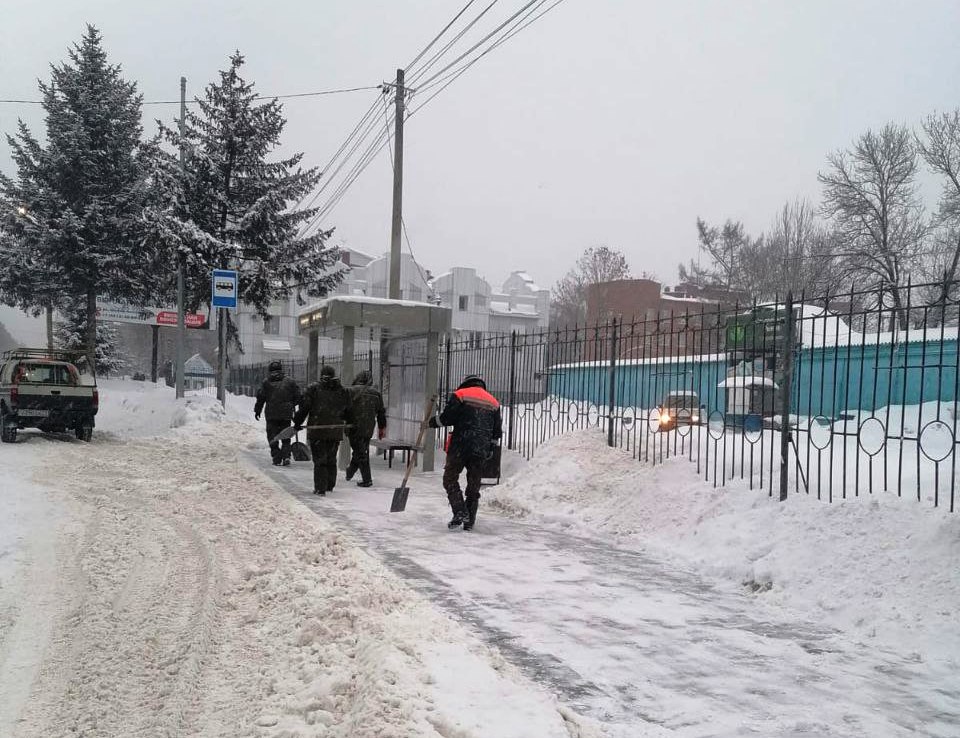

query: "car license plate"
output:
18 409 50 417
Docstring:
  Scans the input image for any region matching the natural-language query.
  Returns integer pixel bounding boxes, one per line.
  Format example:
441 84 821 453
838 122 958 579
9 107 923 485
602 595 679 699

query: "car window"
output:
15 363 75 385
666 395 697 408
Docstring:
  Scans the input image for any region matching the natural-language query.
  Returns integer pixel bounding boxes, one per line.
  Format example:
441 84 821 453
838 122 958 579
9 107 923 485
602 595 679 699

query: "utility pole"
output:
176 76 186 398
388 68 405 300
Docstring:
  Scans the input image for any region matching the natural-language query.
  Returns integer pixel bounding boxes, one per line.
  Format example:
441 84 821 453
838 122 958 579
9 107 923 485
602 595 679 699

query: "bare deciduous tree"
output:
819 123 926 327
745 199 835 300
917 110 960 316
550 246 630 327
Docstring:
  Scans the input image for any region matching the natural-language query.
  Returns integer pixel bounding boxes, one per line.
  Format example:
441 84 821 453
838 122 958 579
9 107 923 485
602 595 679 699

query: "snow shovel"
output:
269 424 351 445
391 395 437 513
290 430 311 462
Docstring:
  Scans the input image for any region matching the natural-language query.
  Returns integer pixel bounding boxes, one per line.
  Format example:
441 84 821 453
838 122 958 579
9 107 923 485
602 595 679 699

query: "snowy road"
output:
256 453 960 738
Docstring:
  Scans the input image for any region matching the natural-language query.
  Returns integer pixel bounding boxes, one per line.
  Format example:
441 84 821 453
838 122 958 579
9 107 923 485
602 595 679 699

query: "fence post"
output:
607 318 618 448
778 292 795 502
508 330 518 450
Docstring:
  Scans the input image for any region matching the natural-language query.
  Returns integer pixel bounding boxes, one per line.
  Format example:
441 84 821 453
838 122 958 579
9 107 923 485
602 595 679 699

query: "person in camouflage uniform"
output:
293 365 352 495
254 360 300 466
345 370 387 487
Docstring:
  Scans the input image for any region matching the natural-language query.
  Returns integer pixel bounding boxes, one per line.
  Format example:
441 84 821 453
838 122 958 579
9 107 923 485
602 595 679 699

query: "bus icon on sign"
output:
212 269 238 310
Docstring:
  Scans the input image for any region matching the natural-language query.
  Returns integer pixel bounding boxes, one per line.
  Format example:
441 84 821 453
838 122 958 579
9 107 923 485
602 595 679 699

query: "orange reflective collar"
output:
454 386 500 409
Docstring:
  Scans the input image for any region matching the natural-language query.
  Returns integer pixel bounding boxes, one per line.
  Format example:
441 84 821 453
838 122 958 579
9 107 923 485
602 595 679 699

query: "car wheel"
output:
1 413 17 443
76 425 93 442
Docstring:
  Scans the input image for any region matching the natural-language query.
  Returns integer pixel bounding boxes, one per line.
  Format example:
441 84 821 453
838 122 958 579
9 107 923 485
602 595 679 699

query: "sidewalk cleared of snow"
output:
485 429 960 666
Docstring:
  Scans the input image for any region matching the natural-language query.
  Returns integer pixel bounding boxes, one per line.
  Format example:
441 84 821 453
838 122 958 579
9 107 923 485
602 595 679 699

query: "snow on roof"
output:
666 390 700 396
661 293 718 304
300 295 432 315
185 353 214 373
513 271 542 292
718 376 778 389
489 301 539 316
262 338 292 352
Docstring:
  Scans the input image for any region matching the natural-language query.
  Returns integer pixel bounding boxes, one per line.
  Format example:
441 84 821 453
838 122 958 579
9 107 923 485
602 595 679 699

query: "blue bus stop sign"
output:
211 269 238 310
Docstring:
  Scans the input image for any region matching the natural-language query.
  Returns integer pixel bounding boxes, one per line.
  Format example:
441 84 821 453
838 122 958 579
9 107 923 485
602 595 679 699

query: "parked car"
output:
657 390 702 431
0 348 98 443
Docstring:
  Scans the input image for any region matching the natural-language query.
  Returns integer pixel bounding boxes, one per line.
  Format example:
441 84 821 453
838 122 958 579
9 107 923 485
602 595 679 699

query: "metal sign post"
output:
212 269 238 406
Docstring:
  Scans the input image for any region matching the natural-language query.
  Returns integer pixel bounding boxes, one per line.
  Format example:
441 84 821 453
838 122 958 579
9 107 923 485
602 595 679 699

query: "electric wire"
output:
412 0 544 90
294 91 389 220
0 85 381 106
406 1 501 85
405 0 482 72
408 0 566 117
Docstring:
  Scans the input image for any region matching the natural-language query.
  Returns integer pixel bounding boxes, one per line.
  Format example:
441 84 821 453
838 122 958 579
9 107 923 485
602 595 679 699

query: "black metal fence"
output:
231 280 960 510
442 280 959 511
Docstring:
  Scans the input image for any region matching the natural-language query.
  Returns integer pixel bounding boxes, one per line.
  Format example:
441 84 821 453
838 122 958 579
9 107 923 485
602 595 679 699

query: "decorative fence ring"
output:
567 402 580 425
620 406 636 429
919 419 955 463
857 417 886 456
549 400 561 423
708 411 726 440
533 402 544 420
648 408 662 434
587 404 600 426
744 413 763 444
808 415 833 450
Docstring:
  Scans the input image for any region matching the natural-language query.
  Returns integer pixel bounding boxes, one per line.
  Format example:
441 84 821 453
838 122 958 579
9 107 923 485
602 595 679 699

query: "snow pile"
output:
486 430 960 662
95 378 256 438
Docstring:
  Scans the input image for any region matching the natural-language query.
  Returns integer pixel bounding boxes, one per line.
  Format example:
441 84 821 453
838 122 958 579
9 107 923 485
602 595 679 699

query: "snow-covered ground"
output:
486 430 960 663
3 379 958 736
0 380 604 737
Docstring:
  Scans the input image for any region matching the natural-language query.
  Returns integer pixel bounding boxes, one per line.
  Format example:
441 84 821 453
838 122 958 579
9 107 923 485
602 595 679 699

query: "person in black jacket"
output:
429 374 502 530
294 365 352 495
254 360 301 466
345 370 387 488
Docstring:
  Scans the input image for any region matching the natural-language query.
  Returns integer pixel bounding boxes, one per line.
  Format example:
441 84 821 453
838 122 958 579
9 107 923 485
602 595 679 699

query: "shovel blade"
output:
291 441 311 462
270 425 298 444
391 486 409 512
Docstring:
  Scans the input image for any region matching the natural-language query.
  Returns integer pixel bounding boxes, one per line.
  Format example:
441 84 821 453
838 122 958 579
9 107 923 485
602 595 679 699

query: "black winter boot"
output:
463 498 479 531
448 506 466 529
345 463 357 481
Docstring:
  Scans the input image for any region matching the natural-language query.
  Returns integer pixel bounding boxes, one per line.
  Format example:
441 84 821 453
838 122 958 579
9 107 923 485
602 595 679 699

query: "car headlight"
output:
660 413 671 424
691 414 699 422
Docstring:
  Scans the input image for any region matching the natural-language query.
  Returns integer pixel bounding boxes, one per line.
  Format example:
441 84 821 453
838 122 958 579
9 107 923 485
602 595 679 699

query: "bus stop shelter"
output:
298 296 452 472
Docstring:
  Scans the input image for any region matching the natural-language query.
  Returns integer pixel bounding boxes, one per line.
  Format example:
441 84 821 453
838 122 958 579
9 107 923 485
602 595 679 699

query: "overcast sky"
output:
2 0 958 294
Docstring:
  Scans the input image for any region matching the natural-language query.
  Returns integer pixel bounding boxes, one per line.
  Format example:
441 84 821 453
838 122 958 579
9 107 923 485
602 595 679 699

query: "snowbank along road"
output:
0 386 605 738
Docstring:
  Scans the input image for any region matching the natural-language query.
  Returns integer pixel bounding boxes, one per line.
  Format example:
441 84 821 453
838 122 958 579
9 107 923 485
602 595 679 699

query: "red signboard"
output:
157 311 207 328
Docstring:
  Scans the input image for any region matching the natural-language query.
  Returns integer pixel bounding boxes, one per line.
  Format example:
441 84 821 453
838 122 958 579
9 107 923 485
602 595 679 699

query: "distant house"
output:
184 353 215 390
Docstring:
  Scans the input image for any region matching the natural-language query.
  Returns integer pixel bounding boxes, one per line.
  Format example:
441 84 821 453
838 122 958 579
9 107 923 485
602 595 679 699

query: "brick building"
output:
583 278 743 360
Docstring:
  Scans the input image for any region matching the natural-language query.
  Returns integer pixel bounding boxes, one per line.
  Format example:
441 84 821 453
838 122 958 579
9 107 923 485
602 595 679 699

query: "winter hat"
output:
459 373 486 390
268 360 283 373
354 370 372 385
320 365 336 378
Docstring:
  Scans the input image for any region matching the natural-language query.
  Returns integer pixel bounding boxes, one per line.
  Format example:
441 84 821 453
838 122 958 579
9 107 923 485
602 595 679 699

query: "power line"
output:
406 1 502 84
413 0 545 90
405 0 482 72
295 91 390 220
0 85 381 106
408 0 567 117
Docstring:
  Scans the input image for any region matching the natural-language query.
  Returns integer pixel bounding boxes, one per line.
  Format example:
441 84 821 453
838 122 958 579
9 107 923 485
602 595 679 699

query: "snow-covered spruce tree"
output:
145 52 342 342
54 300 126 374
0 26 156 371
